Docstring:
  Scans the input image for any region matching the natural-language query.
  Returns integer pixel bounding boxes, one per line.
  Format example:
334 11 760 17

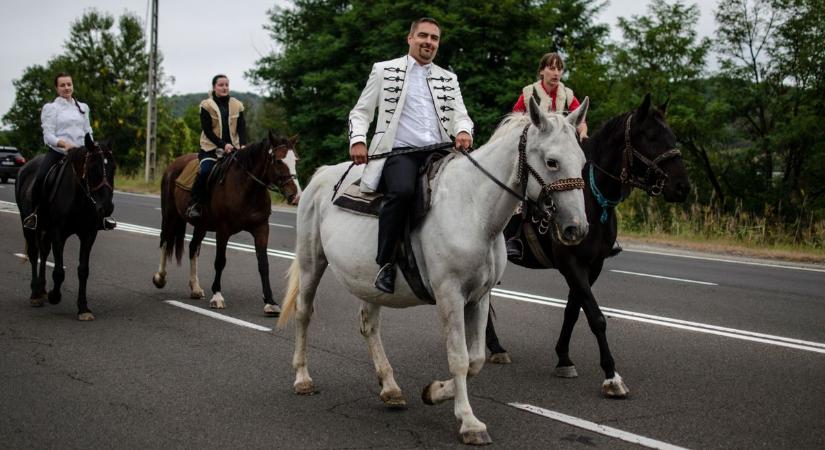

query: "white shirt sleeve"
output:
83 103 93 140
41 103 59 148
348 63 380 147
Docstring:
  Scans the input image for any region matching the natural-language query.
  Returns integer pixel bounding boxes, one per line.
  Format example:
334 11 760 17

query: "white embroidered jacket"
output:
348 55 473 192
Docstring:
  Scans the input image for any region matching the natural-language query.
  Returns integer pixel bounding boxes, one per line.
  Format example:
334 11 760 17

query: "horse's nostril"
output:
563 225 581 242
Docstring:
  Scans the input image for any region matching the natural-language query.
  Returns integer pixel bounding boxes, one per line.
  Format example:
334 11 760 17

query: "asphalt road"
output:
1 185 823 449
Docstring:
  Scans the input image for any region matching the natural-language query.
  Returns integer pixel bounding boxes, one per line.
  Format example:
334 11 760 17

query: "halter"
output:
460 123 584 228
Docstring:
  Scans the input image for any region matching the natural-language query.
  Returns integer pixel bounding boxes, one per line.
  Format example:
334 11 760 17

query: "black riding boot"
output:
608 240 623 257
187 176 207 220
373 263 396 294
506 237 524 259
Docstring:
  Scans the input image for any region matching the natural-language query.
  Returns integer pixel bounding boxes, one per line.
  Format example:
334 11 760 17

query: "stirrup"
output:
186 203 202 219
23 213 37 230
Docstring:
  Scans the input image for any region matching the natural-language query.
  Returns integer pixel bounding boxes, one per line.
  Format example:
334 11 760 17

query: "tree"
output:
248 0 609 179
2 10 184 174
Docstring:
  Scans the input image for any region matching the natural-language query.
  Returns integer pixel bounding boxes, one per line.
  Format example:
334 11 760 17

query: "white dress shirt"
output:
41 96 93 154
392 55 442 148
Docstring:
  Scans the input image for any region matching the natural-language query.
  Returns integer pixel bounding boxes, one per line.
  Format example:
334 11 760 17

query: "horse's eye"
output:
546 159 559 171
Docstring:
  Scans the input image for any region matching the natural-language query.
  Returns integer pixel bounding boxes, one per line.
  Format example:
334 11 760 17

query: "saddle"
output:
175 156 231 192
333 150 456 304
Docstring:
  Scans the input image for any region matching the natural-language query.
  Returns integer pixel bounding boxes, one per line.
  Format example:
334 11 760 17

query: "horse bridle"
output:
232 142 296 194
76 146 113 206
460 123 584 227
617 113 682 196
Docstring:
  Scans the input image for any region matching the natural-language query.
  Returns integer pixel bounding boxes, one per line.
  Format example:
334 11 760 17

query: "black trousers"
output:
31 149 65 209
376 152 431 266
191 149 217 201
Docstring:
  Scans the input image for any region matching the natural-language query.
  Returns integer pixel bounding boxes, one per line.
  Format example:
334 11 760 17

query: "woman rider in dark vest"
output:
187 74 247 219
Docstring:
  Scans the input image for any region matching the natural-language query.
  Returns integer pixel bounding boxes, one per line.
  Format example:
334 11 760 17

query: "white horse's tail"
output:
277 257 301 328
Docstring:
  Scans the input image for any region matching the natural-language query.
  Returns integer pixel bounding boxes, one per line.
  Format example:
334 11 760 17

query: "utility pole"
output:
144 0 158 182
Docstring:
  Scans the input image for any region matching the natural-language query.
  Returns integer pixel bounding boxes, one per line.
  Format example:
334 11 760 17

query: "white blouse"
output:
41 97 93 154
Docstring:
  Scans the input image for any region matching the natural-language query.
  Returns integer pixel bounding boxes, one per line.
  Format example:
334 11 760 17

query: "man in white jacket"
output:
348 17 474 293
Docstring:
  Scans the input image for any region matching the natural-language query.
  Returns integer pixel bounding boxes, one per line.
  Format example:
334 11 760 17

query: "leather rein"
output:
459 123 585 223
229 143 296 193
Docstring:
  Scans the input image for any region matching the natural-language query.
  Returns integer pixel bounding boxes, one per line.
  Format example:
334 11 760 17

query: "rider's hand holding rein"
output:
350 142 368 165
455 131 472 151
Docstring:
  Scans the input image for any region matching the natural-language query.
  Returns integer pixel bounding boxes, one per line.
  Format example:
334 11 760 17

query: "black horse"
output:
487 94 690 398
15 134 116 321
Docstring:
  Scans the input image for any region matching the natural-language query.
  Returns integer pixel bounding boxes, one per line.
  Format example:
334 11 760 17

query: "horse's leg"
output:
152 242 169 289
75 231 97 321
289 253 327 395
553 291 582 378
252 223 279 317
37 233 50 302
26 232 46 306
188 227 206 299
359 303 405 408
559 260 628 398
486 302 511 364
422 286 491 445
209 229 229 309
47 233 66 305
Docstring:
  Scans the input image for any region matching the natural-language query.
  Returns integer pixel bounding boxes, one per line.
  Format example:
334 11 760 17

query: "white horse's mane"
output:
487 112 566 147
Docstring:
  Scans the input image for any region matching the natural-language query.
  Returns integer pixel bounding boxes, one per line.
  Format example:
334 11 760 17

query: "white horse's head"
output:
283 135 302 205
522 95 589 245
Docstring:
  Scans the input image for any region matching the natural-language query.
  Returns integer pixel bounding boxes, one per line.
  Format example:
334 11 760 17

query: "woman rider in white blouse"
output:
23 73 115 230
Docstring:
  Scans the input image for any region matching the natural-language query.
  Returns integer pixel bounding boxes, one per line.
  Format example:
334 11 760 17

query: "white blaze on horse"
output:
276 97 589 445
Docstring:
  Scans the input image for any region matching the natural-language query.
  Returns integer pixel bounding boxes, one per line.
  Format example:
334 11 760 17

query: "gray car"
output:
0 146 26 183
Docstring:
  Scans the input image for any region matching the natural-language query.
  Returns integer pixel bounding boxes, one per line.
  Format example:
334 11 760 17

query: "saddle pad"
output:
175 159 199 191
333 179 382 217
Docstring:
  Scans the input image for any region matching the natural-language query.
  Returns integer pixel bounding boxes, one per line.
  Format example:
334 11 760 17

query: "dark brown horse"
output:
487 94 690 398
15 134 116 320
152 131 299 316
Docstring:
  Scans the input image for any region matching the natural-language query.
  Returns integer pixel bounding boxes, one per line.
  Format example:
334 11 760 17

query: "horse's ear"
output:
528 95 549 132
567 96 589 129
268 130 276 144
289 134 299 145
84 133 95 150
658 97 670 116
637 93 652 122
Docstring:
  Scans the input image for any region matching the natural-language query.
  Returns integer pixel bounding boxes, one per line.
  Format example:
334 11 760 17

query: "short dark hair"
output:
537 52 565 79
409 17 440 35
211 74 228 87
54 72 72 86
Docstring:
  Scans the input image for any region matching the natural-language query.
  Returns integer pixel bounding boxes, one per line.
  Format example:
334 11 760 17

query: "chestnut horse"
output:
152 131 299 316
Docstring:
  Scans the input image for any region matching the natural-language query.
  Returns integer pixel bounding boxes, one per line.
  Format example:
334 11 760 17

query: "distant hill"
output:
163 92 264 118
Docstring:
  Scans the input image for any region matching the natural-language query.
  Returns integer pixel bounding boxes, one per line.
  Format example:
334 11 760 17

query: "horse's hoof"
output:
47 290 61 305
421 381 445 406
461 429 493 446
152 273 166 289
77 312 95 321
380 390 406 409
30 297 44 307
263 303 281 317
602 372 629 398
294 380 317 395
209 293 225 309
554 365 578 378
488 352 512 364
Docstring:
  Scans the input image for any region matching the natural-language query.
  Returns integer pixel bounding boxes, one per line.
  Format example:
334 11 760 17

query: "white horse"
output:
277 98 589 445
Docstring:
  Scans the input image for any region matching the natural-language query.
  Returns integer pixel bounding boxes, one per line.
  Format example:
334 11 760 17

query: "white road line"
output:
164 300 272 332
627 248 825 273
508 403 688 450
8 212 823 355
610 269 717 286
114 191 160 199
269 222 294 229
14 253 56 268
492 288 825 354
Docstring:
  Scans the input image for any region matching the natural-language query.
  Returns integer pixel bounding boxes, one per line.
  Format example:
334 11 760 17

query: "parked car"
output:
0 146 26 183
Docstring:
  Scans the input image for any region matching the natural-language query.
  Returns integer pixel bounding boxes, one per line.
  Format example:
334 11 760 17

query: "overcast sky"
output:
1 0 719 123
